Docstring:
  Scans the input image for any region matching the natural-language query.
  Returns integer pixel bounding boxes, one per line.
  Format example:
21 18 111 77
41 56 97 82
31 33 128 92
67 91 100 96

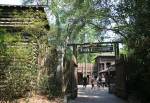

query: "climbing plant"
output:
0 30 37 101
0 7 54 101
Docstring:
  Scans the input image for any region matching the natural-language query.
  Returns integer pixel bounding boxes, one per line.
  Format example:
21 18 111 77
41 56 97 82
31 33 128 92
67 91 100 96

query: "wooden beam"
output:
67 41 123 46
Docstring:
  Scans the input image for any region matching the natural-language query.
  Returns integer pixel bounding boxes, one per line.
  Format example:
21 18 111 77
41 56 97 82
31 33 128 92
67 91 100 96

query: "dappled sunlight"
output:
78 94 102 99
0 0 148 103
69 85 127 103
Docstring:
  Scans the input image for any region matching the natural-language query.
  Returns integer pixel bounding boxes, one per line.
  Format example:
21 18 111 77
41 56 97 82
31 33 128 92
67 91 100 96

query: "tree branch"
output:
88 22 128 40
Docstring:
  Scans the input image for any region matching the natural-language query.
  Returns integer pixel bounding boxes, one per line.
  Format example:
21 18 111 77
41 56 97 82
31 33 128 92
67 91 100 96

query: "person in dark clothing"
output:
83 76 87 88
87 75 89 84
91 77 95 89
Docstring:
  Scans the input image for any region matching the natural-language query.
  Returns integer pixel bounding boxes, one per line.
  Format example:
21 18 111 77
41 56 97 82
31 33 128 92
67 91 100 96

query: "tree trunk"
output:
56 46 65 96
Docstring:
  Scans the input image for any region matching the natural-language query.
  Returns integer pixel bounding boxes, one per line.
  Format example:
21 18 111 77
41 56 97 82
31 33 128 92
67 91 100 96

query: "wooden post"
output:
72 44 78 98
114 43 119 59
73 44 77 59
56 46 65 96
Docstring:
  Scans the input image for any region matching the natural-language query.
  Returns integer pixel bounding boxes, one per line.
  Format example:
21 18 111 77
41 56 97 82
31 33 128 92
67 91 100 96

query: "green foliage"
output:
0 32 20 43
0 31 37 101
50 0 109 44
17 9 61 97
65 47 73 61
113 0 150 102
77 53 97 63
48 1 109 97
0 7 57 101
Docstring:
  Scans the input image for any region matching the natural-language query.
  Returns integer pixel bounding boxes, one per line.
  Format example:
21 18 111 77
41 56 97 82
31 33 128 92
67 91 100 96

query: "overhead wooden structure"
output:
67 42 121 59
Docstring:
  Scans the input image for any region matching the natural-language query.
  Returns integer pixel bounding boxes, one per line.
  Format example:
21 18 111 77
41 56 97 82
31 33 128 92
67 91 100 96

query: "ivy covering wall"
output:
0 32 38 101
0 6 52 102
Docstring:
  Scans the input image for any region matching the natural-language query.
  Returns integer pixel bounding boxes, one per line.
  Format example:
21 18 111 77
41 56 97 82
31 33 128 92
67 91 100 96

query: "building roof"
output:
99 69 108 73
99 64 116 73
108 64 116 71
0 0 49 6
95 55 115 59
95 56 116 62
0 5 49 29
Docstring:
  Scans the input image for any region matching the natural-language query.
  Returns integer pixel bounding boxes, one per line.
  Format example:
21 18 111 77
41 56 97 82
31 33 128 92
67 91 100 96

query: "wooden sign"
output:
78 45 114 53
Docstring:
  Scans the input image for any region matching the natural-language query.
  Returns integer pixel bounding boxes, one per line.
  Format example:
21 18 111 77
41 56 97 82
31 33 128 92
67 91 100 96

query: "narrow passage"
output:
69 85 127 103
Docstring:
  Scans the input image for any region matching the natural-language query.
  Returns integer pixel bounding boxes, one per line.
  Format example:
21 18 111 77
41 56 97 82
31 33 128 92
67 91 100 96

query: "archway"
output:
67 41 121 86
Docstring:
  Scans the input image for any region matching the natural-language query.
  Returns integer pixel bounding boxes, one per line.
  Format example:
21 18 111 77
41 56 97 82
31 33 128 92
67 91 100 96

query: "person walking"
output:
101 76 106 88
91 77 95 89
96 76 101 88
83 76 87 88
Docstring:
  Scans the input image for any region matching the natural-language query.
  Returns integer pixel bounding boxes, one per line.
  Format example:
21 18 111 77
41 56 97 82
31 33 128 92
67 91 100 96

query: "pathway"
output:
69 85 127 103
